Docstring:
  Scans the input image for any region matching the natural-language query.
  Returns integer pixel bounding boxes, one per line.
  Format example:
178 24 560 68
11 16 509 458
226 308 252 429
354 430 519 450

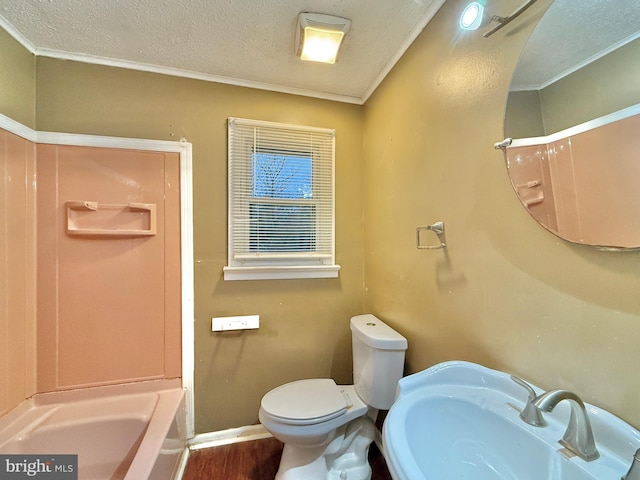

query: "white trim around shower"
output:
0 113 196 439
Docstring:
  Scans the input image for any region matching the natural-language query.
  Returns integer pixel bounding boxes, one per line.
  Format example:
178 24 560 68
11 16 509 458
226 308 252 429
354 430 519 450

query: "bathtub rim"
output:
34 378 181 404
0 379 187 480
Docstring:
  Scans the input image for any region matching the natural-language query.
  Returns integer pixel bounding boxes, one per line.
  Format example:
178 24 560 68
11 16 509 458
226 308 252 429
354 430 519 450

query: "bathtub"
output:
0 379 187 480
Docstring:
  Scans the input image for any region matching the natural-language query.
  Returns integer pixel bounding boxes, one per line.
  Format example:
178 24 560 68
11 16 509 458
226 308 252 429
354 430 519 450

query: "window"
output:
224 117 340 280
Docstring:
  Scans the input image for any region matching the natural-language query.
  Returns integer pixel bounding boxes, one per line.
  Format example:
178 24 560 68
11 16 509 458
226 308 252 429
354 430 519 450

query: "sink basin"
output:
383 361 640 480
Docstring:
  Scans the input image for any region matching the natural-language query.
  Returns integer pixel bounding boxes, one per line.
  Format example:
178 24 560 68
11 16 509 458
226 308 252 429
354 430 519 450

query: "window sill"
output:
223 265 341 281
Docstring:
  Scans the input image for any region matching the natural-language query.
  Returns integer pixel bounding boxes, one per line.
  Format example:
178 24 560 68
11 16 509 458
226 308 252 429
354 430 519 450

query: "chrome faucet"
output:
533 390 600 462
622 448 640 480
510 375 546 427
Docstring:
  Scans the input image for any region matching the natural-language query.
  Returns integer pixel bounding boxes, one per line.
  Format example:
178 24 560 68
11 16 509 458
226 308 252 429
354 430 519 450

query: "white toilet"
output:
259 314 408 480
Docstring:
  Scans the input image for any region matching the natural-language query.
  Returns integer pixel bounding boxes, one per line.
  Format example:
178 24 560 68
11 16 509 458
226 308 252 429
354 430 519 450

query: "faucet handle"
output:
510 375 547 427
622 448 640 480
510 375 537 400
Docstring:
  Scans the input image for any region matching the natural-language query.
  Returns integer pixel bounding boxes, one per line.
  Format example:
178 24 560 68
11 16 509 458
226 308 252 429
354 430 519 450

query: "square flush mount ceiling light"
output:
296 13 352 64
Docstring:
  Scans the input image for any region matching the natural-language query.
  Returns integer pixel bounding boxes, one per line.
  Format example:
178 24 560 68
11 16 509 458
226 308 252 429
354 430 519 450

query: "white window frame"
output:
224 117 340 281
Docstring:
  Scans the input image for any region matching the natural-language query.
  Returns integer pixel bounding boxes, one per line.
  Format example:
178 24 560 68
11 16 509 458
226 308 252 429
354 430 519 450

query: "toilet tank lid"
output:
350 314 408 350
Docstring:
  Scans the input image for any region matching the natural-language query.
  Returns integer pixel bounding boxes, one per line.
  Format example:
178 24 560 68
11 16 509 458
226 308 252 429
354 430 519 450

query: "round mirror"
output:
503 0 640 249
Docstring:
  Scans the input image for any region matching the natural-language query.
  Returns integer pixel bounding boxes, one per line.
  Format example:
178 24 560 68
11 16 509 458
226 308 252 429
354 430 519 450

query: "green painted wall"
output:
0 28 35 127
2 0 640 435
34 58 365 433
363 0 640 429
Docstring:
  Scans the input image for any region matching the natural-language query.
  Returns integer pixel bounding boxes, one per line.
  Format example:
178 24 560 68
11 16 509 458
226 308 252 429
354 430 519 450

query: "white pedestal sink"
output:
383 361 640 480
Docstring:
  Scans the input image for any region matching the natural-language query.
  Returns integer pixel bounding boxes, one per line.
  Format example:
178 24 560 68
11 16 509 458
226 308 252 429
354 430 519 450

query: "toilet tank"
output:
350 314 408 410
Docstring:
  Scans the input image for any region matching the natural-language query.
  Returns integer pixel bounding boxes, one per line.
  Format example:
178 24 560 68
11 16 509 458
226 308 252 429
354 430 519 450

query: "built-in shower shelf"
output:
65 201 157 237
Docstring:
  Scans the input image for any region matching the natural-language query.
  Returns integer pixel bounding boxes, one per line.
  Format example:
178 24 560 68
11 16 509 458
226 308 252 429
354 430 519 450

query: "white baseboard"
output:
188 424 272 451
188 423 386 456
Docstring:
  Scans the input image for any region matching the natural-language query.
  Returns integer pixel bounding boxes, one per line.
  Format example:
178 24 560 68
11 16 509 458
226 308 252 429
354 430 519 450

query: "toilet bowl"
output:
259 314 408 480
259 381 368 447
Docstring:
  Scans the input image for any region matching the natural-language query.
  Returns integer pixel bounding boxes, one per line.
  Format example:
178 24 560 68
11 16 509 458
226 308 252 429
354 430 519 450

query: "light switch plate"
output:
212 315 260 331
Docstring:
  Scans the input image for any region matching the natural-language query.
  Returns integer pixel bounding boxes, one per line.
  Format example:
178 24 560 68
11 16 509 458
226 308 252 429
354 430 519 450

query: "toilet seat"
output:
261 378 350 425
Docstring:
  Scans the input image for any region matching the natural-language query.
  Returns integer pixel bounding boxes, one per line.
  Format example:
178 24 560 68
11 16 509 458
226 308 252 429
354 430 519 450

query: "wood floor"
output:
182 436 393 480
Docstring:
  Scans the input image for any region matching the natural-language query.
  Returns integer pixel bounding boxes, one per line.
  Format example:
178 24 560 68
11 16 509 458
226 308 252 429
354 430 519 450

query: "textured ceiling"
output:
511 0 640 90
0 0 445 104
2 1 636 101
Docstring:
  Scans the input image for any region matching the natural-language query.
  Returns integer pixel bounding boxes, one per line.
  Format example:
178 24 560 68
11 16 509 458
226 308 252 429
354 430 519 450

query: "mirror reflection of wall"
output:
503 0 640 249
506 36 640 138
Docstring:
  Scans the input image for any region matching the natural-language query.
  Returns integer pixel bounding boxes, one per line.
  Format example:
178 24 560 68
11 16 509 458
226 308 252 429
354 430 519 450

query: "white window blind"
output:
224 117 340 280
